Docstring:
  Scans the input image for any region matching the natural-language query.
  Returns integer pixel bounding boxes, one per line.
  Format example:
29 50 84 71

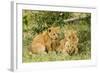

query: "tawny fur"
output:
29 27 60 54
57 30 79 55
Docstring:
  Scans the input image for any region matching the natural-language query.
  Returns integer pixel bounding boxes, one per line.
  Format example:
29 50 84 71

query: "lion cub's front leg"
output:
46 42 52 53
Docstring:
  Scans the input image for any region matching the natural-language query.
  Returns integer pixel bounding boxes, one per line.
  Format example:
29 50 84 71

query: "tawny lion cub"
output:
57 30 79 55
29 27 60 54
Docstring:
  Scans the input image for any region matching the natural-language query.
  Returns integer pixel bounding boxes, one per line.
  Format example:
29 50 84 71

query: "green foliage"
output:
22 10 91 62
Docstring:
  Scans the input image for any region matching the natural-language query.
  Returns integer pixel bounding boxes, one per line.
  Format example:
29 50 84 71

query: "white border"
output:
11 1 97 72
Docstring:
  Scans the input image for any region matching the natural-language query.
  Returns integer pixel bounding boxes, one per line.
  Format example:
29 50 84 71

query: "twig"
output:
63 15 90 23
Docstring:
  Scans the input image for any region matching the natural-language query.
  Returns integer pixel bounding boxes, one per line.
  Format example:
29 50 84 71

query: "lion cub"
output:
57 30 79 55
29 27 60 54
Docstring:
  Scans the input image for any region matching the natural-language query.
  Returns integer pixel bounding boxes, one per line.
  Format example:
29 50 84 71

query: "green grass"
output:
23 50 91 63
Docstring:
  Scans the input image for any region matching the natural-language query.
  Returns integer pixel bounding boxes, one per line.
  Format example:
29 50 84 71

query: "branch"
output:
63 15 90 23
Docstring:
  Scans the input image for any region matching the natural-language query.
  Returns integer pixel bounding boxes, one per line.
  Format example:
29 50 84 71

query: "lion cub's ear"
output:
48 27 60 32
54 27 60 32
55 27 60 29
55 27 60 31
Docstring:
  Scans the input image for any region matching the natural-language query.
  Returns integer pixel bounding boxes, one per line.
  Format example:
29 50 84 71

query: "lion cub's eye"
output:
53 33 55 35
48 29 51 32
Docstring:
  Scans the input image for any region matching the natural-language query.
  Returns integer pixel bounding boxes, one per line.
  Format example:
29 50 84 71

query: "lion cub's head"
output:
47 27 60 40
65 30 78 44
